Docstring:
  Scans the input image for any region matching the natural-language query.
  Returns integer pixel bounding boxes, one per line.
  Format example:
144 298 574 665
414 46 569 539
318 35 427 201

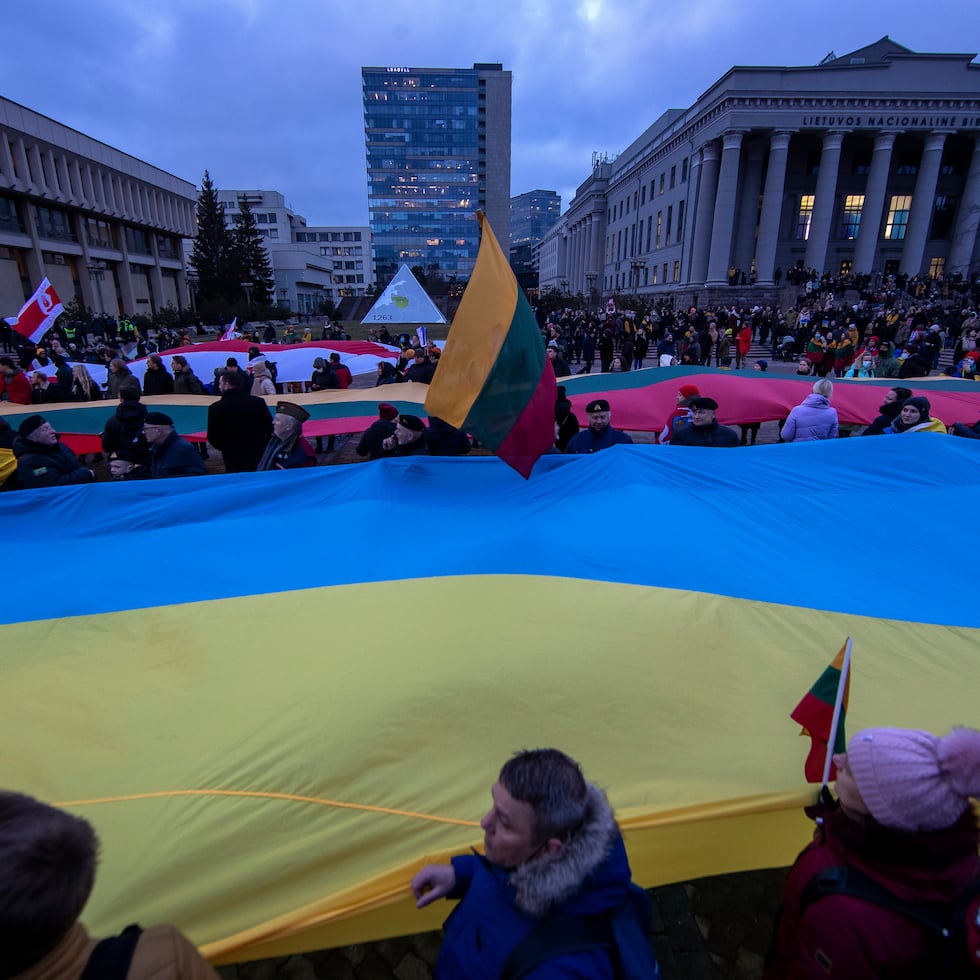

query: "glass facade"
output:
363 66 499 283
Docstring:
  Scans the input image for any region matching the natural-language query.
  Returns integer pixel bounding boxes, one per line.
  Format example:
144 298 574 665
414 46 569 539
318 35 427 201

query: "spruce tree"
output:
229 198 274 307
189 170 230 305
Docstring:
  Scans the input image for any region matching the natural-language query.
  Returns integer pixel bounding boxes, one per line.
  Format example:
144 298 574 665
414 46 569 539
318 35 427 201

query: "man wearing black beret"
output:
670 396 740 447
563 398 634 454
380 414 429 457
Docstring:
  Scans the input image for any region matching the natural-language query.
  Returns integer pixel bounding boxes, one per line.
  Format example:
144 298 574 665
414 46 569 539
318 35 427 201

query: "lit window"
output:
796 195 815 240
840 195 864 240
928 257 945 278
884 195 912 240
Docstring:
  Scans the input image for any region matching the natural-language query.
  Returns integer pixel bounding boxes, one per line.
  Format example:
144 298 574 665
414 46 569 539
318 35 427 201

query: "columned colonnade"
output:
686 126 980 286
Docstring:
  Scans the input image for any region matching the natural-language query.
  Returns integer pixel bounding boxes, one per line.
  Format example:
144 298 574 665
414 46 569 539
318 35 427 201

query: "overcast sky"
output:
3 0 978 227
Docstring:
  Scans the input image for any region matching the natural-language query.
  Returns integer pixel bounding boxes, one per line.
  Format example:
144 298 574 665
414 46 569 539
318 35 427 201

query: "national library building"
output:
538 38 980 302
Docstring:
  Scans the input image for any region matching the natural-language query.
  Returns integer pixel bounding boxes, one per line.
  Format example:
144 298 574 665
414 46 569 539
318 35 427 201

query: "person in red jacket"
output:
736 322 752 369
0 355 32 404
765 726 980 979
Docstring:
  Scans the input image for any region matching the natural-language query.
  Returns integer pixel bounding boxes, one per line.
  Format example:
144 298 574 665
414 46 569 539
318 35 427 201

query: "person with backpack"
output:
765 726 980 979
411 748 660 978
0 789 218 978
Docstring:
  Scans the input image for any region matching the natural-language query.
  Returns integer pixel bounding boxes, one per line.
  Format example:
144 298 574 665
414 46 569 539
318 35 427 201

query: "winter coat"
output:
173 370 206 396
434 785 651 979
671 420 739 447
781 394 839 442
564 426 634 454
142 368 175 396
14 921 219 979
12 436 94 490
206 390 273 472
106 370 141 400
148 431 207 479
102 402 150 463
764 801 979 980
0 370 32 404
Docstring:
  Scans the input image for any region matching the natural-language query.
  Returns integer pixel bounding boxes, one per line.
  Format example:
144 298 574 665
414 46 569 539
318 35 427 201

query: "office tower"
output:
362 63 511 284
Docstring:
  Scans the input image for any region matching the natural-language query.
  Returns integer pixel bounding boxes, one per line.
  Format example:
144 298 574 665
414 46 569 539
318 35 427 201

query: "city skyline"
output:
2 0 977 228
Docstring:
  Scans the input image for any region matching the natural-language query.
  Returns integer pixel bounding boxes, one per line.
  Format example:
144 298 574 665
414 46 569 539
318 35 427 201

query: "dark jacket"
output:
12 436 94 489
862 401 902 436
671 420 740 447
101 402 149 462
173 369 207 395
206 390 273 472
425 416 471 456
356 419 397 460
142 367 175 396
148 430 207 479
564 426 633 454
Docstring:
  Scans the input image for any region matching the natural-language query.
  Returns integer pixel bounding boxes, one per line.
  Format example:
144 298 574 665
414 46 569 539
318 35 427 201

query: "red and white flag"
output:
5 279 63 344
220 317 238 342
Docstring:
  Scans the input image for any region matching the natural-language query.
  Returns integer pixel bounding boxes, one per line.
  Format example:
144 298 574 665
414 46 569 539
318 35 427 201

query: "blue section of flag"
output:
0 437 978 626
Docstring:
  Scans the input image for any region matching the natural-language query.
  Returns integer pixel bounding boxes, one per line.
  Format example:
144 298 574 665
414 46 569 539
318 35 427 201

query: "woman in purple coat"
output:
781 379 839 442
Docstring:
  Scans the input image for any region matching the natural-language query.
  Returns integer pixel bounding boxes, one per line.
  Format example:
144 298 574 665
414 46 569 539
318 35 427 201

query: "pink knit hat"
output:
846 727 980 832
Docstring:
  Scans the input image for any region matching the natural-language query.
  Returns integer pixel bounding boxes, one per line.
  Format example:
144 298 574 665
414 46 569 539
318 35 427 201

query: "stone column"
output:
706 131 745 285
851 131 898 275
688 142 721 284
899 132 946 276
732 140 766 276
948 135 980 277
755 131 793 285
900 132 950 276
804 130 847 274
804 129 846 275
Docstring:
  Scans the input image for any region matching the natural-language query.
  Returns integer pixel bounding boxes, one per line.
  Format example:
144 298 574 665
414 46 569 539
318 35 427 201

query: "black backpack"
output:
80 924 143 980
801 864 980 977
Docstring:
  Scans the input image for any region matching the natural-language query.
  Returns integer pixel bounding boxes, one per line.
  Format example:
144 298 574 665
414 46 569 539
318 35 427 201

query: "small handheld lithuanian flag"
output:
791 638 852 784
424 211 556 478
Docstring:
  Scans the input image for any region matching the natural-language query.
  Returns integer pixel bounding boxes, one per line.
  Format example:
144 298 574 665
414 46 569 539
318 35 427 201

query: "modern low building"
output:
541 38 980 302
362 63 512 283
215 189 373 312
0 96 197 319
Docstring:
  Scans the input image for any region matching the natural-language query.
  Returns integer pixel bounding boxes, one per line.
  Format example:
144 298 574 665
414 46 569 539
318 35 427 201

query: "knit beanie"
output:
678 384 700 399
17 414 46 439
846 727 980 831
378 403 398 421
902 395 930 419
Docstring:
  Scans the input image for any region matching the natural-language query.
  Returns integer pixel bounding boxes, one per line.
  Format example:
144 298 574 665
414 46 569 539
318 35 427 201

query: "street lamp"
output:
560 278 569 295
241 280 254 307
585 272 597 309
629 259 647 298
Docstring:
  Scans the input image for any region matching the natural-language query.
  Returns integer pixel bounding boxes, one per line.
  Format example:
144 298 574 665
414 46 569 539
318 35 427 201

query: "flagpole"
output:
821 636 853 787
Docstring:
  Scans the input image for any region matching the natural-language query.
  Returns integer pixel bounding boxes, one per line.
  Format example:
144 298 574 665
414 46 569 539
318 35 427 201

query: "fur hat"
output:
846 727 980 831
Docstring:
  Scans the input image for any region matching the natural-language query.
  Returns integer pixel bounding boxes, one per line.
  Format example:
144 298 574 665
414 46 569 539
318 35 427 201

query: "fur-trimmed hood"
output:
509 783 618 917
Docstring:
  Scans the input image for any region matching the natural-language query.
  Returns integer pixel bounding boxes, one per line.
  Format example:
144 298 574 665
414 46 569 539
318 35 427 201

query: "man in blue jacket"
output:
563 399 634 455
411 749 659 978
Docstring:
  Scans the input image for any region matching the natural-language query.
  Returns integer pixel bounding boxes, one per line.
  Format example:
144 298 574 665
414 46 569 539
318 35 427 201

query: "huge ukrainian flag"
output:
1 437 978 964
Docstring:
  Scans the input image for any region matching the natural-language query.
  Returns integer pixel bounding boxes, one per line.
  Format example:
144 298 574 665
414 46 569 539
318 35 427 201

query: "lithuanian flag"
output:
425 211 556 478
791 639 852 783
